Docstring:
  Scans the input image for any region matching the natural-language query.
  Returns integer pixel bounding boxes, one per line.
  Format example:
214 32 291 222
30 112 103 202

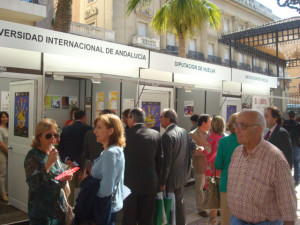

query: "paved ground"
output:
1 182 300 225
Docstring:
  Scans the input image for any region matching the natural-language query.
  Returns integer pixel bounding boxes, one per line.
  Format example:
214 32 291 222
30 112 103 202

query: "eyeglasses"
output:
233 123 259 130
44 133 60 139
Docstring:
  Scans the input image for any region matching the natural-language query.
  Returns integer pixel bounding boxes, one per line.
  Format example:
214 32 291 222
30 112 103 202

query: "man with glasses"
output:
228 110 297 225
264 106 293 169
58 110 92 206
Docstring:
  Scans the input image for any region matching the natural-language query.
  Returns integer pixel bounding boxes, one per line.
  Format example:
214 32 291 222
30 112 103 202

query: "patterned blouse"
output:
24 148 66 225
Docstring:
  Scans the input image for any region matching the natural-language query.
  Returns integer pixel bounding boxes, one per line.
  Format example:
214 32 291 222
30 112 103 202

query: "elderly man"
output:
160 108 198 225
228 110 297 225
122 108 163 225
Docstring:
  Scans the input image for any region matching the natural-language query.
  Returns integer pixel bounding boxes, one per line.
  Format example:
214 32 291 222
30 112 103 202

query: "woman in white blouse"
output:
0 111 9 202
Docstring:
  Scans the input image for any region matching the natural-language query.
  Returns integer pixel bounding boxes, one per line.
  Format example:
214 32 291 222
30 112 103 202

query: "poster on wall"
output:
62 96 70 109
1 91 10 112
51 96 61 109
142 102 161 132
85 97 92 109
184 101 194 117
44 96 52 109
122 99 135 111
226 105 237 123
14 92 29 138
69 96 78 108
95 92 104 112
109 91 118 112
252 96 269 114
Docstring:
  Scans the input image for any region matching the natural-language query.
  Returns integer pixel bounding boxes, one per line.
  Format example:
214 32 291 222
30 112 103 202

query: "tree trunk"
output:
53 0 72 33
178 32 186 58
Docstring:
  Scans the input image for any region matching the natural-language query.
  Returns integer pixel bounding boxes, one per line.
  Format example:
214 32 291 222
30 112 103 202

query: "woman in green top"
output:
214 113 240 225
24 118 73 225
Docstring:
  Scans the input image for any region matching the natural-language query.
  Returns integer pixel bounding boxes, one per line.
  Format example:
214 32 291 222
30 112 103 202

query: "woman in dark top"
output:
24 118 72 225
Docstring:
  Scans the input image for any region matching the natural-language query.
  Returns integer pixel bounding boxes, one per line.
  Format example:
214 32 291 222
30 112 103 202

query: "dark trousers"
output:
293 147 300 183
173 186 185 225
122 193 156 225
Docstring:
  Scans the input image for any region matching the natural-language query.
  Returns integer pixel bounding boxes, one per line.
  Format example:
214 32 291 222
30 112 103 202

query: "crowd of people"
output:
0 104 298 225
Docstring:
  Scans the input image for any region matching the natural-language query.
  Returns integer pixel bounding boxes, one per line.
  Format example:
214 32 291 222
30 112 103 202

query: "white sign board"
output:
252 95 270 114
232 69 277 88
0 20 148 77
150 52 231 81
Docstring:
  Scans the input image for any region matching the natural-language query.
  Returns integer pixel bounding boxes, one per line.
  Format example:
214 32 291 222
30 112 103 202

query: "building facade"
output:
71 0 281 76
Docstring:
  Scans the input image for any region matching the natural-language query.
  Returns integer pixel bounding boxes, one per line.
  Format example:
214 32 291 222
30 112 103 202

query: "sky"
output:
255 0 299 19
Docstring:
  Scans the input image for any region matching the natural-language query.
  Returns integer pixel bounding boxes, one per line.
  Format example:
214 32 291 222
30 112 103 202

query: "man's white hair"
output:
239 109 266 137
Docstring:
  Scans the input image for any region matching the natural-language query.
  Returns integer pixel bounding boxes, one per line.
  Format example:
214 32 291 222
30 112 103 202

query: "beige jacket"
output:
189 128 211 174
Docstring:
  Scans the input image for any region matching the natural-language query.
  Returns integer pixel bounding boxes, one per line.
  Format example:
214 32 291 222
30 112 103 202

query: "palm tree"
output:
53 0 72 33
126 0 152 15
152 0 221 57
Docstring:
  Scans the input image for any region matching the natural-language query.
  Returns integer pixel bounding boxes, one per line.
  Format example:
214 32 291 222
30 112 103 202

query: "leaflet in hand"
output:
54 167 80 181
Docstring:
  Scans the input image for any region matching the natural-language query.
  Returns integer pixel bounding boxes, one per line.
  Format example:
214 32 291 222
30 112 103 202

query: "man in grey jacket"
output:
160 108 198 225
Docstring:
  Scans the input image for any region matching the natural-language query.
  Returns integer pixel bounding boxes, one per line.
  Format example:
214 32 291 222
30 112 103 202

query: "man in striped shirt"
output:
227 110 297 225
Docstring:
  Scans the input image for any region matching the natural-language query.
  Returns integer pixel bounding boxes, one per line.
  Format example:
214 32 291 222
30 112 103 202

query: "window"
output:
138 22 147 37
167 33 175 46
253 57 256 66
189 39 196 51
88 0 95 3
239 53 243 63
223 19 229 33
88 22 96 26
238 24 243 31
225 48 230 60
208 43 214 56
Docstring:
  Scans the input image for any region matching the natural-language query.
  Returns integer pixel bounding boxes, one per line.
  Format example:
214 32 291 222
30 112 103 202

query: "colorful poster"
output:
62 96 70 109
44 95 52 109
1 91 10 112
109 91 118 112
142 102 161 132
69 96 78 108
95 92 104 112
51 96 61 109
14 92 29 138
226 105 237 123
184 101 194 117
96 92 104 102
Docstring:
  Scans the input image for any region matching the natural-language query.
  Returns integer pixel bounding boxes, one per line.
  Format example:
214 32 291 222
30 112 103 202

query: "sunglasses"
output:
44 133 60 139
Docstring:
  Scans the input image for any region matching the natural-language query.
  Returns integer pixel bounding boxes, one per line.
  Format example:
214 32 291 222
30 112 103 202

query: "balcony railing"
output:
239 63 251 71
207 55 222 65
253 66 263 73
166 45 178 56
70 22 115 42
187 51 205 61
132 36 160 50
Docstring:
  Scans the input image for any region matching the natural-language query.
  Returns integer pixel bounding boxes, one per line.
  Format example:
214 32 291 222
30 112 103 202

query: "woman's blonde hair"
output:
94 114 126 148
211 116 225 135
227 113 239 133
31 118 58 149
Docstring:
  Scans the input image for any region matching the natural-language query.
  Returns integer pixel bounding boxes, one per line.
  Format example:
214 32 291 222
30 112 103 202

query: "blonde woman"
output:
91 114 125 225
215 113 240 225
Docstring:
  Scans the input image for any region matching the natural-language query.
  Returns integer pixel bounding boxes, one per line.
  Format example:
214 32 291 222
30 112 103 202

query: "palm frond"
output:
126 0 152 16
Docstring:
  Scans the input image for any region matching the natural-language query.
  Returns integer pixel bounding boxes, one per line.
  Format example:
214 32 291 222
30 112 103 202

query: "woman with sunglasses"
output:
91 114 125 225
0 111 9 202
24 118 72 225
